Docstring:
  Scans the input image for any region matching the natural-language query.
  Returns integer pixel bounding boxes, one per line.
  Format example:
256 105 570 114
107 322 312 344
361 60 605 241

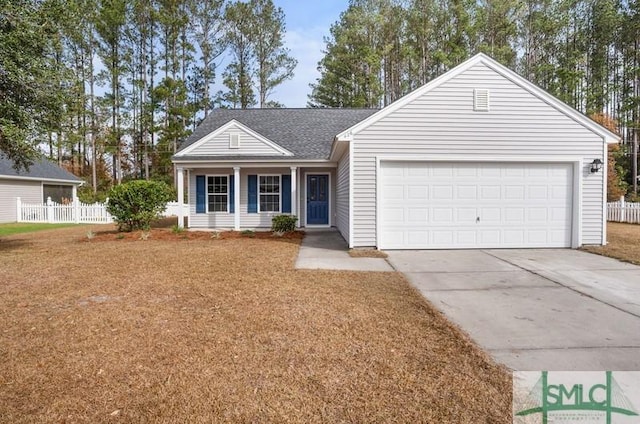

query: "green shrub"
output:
241 230 255 238
107 180 174 232
271 214 298 233
171 224 184 234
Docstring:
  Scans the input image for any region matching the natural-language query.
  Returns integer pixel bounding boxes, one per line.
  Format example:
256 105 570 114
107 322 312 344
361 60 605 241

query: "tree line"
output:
0 0 296 198
309 0 640 197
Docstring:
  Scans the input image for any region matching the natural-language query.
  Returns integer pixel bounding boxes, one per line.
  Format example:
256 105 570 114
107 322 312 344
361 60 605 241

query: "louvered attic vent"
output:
229 134 240 149
474 89 490 112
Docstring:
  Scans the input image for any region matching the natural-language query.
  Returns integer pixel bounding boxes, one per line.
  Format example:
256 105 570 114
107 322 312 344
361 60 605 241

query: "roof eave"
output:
0 174 83 184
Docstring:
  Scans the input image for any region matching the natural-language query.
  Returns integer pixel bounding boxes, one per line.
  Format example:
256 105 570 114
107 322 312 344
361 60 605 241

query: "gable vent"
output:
474 89 490 112
229 134 240 149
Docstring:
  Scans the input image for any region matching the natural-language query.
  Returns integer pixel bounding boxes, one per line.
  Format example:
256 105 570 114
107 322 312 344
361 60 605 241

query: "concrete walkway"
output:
295 229 393 271
386 249 640 371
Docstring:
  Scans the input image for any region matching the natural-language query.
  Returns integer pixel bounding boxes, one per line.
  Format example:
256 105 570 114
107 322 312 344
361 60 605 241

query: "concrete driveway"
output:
386 249 640 371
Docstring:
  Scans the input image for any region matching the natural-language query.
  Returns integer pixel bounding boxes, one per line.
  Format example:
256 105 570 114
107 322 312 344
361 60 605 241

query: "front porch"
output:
175 165 335 230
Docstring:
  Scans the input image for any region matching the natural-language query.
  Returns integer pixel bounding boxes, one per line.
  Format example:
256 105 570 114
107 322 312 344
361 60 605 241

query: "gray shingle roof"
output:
176 108 380 160
0 154 82 182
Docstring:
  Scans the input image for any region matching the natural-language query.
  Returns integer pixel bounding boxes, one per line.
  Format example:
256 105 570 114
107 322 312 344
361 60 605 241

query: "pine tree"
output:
475 0 519 66
308 2 383 108
251 0 297 108
0 0 61 169
188 0 226 118
95 0 128 183
223 0 257 108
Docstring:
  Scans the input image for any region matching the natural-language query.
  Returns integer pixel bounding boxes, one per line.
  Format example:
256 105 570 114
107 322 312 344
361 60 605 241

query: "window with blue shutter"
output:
281 174 291 213
196 175 206 213
247 175 258 213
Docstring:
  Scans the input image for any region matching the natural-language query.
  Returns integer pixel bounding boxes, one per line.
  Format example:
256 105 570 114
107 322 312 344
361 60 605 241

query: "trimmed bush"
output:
271 214 298 233
107 180 174 231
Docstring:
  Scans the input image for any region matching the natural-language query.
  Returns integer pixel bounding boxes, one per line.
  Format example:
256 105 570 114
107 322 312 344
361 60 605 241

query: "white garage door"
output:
379 161 573 249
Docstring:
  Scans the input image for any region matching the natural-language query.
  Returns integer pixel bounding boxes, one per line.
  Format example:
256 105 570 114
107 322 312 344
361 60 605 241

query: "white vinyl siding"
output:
0 179 42 223
188 167 337 229
188 127 285 156
336 149 350 242
351 63 605 247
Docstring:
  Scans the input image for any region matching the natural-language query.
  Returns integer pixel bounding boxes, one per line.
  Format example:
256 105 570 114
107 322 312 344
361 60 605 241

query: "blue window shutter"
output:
248 175 258 213
196 175 206 213
229 175 235 213
281 174 291 213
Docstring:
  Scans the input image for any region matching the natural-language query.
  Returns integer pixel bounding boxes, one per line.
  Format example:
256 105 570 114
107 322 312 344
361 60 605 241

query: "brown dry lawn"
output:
582 222 640 265
0 225 511 423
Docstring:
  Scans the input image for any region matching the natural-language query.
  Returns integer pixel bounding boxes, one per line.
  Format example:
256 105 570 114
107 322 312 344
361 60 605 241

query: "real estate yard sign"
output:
513 371 640 423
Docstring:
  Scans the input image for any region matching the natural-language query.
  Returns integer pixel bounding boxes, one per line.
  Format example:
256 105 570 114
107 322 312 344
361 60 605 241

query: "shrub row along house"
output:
176 53 615 249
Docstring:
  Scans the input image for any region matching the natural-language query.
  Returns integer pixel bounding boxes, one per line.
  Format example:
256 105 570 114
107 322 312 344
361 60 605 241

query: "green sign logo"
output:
515 371 639 424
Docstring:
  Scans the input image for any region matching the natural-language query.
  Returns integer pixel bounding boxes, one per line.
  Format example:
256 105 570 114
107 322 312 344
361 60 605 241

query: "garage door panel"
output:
481 208 501 221
528 185 548 199
528 208 548 221
432 186 453 199
505 186 525 199
457 231 477 244
380 161 573 249
456 167 478 177
504 167 526 177
457 208 477 221
383 207 404 223
457 186 478 199
383 185 404 199
407 186 428 199
408 208 428 222
432 231 454 244
480 186 501 199
432 166 453 177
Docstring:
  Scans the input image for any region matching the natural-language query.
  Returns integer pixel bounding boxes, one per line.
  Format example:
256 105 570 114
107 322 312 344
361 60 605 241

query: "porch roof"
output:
175 108 379 161
172 155 333 163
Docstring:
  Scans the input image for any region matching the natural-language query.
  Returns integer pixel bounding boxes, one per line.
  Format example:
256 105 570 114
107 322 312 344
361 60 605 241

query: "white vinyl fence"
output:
17 197 187 224
607 196 640 224
163 201 189 217
17 197 113 224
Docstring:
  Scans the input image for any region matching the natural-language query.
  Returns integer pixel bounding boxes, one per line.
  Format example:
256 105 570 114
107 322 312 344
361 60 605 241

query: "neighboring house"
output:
172 53 619 250
0 154 83 223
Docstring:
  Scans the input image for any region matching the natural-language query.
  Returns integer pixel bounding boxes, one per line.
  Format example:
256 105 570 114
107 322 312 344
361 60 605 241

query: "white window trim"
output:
257 174 281 213
206 174 230 213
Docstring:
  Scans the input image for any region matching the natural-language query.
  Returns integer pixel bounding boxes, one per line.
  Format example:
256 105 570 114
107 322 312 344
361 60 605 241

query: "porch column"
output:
176 167 185 228
290 166 297 217
72 184 78 200
234 167 241 230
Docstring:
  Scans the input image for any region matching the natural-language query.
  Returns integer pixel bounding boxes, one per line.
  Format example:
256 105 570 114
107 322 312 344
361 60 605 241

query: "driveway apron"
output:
386 249 640 371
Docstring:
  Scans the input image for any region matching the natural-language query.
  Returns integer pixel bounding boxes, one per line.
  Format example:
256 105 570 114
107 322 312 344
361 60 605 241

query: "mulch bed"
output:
85 228 305 242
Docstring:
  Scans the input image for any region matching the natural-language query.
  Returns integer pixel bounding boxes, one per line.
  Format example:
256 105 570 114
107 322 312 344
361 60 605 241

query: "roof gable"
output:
336 53 620 144
175 120 293 157
174 108 379 161
0 154 82 183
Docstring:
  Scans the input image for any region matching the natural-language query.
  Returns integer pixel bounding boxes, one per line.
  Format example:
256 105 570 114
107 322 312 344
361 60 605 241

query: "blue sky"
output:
275 0 348 107
212 0 349 107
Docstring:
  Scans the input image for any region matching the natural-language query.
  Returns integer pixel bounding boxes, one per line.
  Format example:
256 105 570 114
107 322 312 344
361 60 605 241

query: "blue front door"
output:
307 174 329 225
